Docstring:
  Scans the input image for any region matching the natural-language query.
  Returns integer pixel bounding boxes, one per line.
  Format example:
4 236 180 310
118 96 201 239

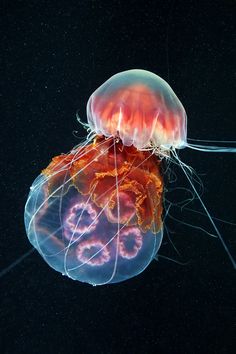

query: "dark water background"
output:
1 1 235 353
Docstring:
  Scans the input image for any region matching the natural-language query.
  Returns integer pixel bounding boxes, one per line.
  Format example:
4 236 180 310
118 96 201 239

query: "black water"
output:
1 1 235 353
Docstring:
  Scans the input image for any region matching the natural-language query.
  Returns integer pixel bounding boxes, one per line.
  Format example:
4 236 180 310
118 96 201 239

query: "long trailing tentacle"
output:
171 149 236 269
186 138 236 153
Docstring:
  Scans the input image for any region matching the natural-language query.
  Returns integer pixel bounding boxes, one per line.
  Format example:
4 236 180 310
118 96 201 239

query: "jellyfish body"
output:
24 69 235 285
25 138 163 285
87 69 187 150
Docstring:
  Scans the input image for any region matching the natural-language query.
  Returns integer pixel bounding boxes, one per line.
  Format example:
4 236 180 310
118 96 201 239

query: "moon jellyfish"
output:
25 137 163 285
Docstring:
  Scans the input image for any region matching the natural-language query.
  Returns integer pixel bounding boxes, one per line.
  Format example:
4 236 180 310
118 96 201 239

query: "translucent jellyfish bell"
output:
24 138 164 285
87 69 187 150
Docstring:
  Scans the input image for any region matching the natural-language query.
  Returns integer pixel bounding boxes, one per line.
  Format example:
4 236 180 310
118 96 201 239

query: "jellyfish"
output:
24 69 236 286
24 137 164 285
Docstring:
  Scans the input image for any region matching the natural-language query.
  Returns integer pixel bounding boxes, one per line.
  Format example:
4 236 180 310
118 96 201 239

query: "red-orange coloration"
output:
42 137 164 233
87 70 187 150
90 84 176 144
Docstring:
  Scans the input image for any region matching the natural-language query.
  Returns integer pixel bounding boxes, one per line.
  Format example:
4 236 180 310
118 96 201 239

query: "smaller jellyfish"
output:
87 69 187 150
24 137 164 285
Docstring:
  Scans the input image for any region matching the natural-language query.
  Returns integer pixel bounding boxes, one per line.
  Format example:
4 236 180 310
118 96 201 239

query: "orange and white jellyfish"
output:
24 69 236 286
